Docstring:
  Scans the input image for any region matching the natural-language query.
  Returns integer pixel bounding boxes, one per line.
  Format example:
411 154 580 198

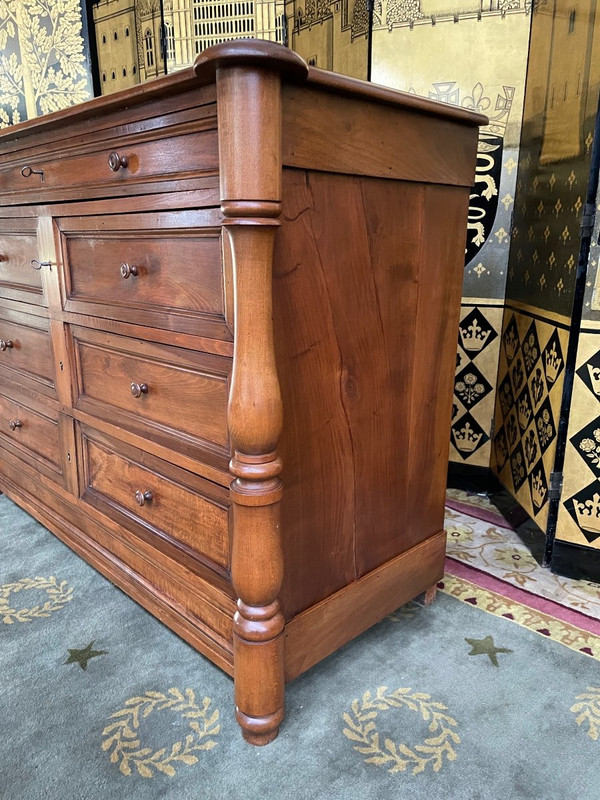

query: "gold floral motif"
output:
571 688 600 740
446 521 475 543
342 687 460 775
102 688 220 778
0 576 73 624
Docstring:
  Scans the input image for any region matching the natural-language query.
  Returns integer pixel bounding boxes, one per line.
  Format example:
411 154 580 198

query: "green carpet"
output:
2 493 600 800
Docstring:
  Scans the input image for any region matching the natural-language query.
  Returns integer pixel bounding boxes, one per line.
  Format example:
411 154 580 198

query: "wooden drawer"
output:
59 209 230 340
0 217 46 308
70 325 230 462
79 426 230 571
0 392 68 486
0 127 218 200
0 309 57 398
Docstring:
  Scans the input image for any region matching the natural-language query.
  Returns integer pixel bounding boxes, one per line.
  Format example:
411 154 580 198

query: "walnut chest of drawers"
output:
0 41 484 744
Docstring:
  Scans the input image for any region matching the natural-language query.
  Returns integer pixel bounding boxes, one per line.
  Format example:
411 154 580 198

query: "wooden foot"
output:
424 584 438 606
236 707 285 746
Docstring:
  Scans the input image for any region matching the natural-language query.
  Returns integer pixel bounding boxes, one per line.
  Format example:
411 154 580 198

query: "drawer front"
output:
0 312 57 396
81 431 230 569
59 210 229 339
0 218 46 307
0 128 218 199
0 392 65 484
71 326 230 457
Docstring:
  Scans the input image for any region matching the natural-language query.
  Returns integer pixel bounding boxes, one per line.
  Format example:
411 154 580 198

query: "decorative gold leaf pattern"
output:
342 686 460 775
102 688 220 778
571 687 600 740
0 575 73 623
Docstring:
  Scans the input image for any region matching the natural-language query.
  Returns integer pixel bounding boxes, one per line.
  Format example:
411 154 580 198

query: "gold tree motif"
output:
0 0 91 127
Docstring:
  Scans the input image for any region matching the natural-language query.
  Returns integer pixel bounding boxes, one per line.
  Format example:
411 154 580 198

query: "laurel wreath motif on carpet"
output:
571 687 600 740
342 686 460 774
102 688 220 777
0 576 73 624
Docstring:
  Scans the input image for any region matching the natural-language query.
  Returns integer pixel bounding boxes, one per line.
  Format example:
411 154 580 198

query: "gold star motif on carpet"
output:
465 635 513 667
64 640 108 671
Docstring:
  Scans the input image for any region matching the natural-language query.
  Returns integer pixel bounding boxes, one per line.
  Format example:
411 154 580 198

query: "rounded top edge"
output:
193 40 309 83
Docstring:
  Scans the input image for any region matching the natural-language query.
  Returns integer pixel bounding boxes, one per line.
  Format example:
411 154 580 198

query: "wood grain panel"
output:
282 85 480 187
0 128 218 199
0 218 45 307
274 170 427 612
0 309 56 395
81 432 230 570
70 325 230 457
59 210 227 337
406 184 471 544
284 530 446 681
0 392 62 474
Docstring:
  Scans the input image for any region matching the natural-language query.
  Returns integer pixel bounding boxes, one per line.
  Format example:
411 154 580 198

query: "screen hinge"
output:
581 203 596 238
548 471 563 502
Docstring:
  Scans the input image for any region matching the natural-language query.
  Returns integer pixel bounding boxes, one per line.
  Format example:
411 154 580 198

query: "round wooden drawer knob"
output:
135 490 153 507
9 420 22 431
120 263 139 279
108 152 129 172
130 382 148 398
0 339 13 351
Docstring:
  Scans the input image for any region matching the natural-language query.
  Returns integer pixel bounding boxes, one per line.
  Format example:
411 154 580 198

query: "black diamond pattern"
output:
493 426 509 470
450 412 489 460
454 363 493 409
570 417 600 480
502 315 520 364
510 353 526 396
528 364 546 411
565 482 600 544
498 375 514 420
510 442 527 492
542 329 565 387
458 308 498 357
516 385 534 432
576 349 600 400
521 321 541 377
528 459 549 514
534 397 556 455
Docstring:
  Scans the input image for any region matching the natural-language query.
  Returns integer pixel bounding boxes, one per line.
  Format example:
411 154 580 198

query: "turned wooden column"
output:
195 44 308 745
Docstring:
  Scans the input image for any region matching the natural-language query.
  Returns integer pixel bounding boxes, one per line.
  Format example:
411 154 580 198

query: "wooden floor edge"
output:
0 478 235 677
283 531 447 681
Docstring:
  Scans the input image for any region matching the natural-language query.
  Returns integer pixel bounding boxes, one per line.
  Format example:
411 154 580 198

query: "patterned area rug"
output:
3 493 600 800
445 488 600 622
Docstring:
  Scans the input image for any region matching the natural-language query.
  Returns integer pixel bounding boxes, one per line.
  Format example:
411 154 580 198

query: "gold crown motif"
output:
518 397 531 429
504 328 519 361
545 343 561 383
587 364 600 397
531 471 547 509
454 422 483 453
574 492 600 534
459 320 491 353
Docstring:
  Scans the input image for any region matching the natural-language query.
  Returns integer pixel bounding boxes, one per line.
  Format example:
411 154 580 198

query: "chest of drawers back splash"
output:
0 41 484 744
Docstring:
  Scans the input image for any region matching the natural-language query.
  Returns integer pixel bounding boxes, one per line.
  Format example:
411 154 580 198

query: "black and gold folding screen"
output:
491 0 600 536
0 0 94 126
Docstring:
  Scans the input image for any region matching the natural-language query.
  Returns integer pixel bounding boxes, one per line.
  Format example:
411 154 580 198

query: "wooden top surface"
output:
0 41 486 147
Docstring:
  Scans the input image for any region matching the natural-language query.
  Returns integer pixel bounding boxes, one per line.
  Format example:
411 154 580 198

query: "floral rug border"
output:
438 572 600 661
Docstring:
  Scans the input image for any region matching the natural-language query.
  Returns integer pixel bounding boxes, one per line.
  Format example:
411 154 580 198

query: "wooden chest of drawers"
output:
0 41 483 744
